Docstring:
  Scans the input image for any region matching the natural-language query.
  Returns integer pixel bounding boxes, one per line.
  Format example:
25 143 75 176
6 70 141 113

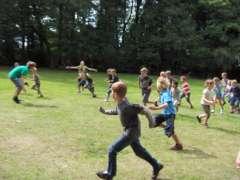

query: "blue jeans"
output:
107 134 159 177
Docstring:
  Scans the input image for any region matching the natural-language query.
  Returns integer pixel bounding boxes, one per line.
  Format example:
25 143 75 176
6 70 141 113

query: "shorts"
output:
201 104 211 118
215 91 223 100
78 79 86 87
10 78 23 89
154 114 176 137
229 96 240 107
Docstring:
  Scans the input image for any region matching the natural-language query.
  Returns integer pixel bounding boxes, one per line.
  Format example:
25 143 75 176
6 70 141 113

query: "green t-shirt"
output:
8 66 29 79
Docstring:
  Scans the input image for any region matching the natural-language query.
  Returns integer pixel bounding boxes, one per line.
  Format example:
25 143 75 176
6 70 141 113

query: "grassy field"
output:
0 67 239 180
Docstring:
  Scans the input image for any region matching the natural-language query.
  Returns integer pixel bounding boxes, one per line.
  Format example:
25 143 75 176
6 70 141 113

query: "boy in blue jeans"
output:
97 81 163 180
149 79 183 150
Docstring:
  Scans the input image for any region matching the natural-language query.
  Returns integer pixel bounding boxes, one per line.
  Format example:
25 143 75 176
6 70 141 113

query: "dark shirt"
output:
230 86 240 98
101 99 154 138
110 75 119 84
138 76 152 90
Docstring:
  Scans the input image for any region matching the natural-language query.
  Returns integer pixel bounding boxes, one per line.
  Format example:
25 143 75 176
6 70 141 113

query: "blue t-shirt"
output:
159 89 176 115
8 66 29 79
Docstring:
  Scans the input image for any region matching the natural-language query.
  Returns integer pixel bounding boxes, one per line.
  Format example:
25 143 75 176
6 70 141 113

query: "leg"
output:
186 93 193 108
107 135 132 177
36 84 43 97
105 86 112 101
131 139 160 168
131 139 163 180
11 78 23 103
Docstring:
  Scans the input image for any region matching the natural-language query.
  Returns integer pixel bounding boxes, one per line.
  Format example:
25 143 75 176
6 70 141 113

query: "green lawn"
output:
0 68 239 180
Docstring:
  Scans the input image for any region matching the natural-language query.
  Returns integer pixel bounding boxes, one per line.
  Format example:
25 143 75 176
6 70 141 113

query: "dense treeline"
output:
0 0 240 77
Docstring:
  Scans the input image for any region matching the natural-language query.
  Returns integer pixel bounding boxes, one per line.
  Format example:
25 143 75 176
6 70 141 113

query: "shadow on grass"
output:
177 113 196 122
209 126 240 135
22 102 58 108
178 147 217 159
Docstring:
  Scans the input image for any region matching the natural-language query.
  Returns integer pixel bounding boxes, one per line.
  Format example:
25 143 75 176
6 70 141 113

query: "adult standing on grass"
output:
8 61 36 104
97 81 163 180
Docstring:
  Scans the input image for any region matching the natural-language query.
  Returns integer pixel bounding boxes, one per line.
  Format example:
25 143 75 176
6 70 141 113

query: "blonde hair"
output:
157 78 169 91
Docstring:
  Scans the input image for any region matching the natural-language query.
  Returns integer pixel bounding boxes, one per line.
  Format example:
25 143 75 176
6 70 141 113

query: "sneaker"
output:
170 143 183 151
96 171 112 180
220 109 223 114
93 94 97 98
196 116 201 123
152 163 164 180
211 109 215 113
13 97 20 104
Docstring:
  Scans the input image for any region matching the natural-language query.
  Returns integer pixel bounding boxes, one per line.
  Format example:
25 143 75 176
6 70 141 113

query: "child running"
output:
213 77 224 113
221 72 229 104
105 68 119 101
97 81 163 180
149 78 183 150
171 81 181 112
180 75 194 109
8 61 36 103
31 66 44 97
66 60 97 97
196 79 216 128
229 80 240 113
138 67 153 106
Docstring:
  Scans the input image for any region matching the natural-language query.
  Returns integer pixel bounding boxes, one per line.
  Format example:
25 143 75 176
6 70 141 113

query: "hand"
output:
148 105 156 110
99 107 105 113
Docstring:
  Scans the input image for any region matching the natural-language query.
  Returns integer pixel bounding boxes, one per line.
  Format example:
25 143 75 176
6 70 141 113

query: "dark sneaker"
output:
152 163 164 180
96 171 112 180
170 143 183 151
154 101 158 107
196 116 201 123
13 97 20 104
93 94 97 98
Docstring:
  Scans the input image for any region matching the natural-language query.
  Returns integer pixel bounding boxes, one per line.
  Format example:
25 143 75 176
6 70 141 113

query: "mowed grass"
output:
0 67 239 180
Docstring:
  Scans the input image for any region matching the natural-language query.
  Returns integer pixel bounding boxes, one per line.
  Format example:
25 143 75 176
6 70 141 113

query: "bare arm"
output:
148 103 168 110
203 97 215 105
65 66 80 70
86 66 97 72
99 107 118 115
138 106 155 128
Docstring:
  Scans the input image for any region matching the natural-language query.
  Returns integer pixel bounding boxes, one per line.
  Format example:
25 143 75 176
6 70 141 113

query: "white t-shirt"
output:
201 88 215 105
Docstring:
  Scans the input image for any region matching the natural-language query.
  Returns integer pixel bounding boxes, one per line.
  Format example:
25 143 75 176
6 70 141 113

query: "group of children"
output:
197 73 240 127
7 61 240 179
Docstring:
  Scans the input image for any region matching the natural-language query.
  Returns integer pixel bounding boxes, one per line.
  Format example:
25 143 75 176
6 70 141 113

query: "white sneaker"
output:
220 109 223 114
211 109 215 113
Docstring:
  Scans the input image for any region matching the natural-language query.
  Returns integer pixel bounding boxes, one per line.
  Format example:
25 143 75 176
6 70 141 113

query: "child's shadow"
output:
209 126 240 135
178 147 217 159
22 102 58 108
